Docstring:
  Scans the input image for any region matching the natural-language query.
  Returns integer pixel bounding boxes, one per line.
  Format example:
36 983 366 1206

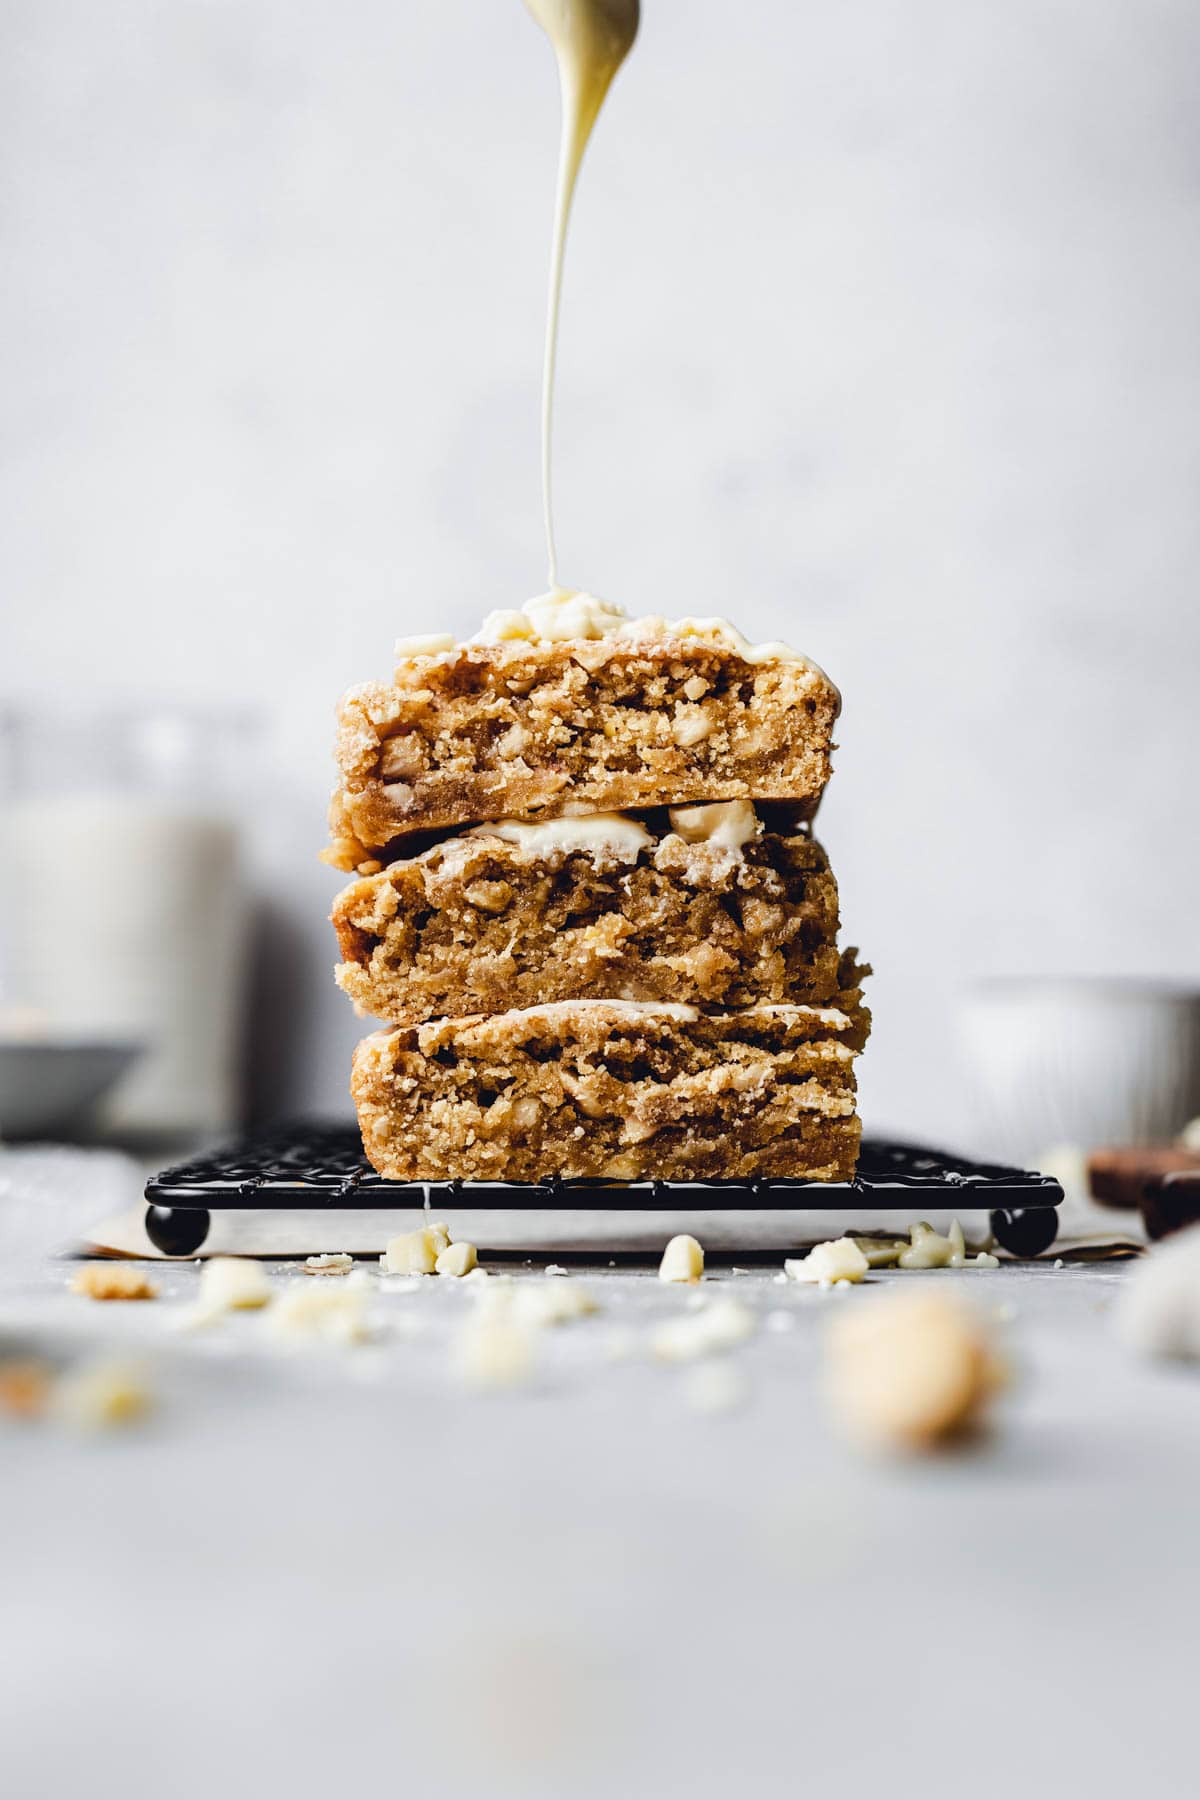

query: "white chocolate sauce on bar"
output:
524 0 640 592
381 802 770 868
463 590 816 668
390 7 830 689
399 594 817 668
393 803 763 858
483 998 700 1027
469 811 652 858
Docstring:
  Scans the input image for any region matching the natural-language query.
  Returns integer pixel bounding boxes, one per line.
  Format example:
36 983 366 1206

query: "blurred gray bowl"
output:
0 1040 144 1139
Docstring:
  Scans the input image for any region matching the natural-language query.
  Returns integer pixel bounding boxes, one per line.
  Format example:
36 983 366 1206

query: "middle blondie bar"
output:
332 802 865 1027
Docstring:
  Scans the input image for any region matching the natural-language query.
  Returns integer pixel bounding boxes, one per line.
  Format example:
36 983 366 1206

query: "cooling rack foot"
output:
144 1206 211 1257
989 1206 1059 1259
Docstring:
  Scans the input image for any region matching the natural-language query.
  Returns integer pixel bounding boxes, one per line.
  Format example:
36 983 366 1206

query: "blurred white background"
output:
2 0 1198 1142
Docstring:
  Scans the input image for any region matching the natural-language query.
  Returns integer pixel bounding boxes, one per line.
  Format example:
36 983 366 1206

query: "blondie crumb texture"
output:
71 1263 159 1302
0 1360 53 1419
333 821 863 1025
324 640 839 869
352 1000 867 1183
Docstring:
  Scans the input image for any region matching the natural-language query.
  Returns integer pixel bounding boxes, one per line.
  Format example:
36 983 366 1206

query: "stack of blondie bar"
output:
324 593 869 1182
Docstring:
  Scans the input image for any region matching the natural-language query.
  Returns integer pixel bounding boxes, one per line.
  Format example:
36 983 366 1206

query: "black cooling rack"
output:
143 1125 1062 1257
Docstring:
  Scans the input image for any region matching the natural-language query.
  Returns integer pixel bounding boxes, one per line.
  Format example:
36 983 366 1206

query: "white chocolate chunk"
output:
466 1274 598 1330
51 1360 153 1431
670 705 712 747
381 1223 451 1275
668 800 760 851
514 1282 599 1327
784 1237 869 1285
197 1257 271 1313
521 589 629 642
852 1236 909 1269
467 588 814 668
457 1317 535 1389
436 1241 478 1278
895 1219 996 1270
268 1275 372 1345
825 1293 1004 1451
1116 1225 1200 1360
658 1234 705 1284
855 1222 997 1270
652 1298 755 1362
898 1219 966 1269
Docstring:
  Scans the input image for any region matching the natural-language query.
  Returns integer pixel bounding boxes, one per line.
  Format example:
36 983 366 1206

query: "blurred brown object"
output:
1087 1145 1200 1210
1142 1171 1200 1242
0 1359 52 1419
824 1293 1005 1453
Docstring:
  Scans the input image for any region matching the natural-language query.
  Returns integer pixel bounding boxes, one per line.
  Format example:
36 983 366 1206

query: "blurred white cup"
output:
961 978 1200 1167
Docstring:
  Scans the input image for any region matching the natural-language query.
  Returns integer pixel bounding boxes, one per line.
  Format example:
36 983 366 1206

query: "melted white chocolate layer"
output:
491 998 701 1026
468 812 653 859
387 803 771 869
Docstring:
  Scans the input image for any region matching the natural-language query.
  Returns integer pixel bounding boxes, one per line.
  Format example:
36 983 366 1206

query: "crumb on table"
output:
71 1262 159 1302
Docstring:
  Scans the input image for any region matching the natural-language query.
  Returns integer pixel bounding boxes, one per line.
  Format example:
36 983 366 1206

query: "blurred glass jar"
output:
0 705 253 1140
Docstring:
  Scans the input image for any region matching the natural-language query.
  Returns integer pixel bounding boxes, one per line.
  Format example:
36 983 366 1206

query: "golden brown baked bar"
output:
324 636 839 871
351 999 868 1183
333 807 865 1026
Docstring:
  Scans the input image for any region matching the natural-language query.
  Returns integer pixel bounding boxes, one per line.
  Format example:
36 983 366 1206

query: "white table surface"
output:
2 1152 1198 1800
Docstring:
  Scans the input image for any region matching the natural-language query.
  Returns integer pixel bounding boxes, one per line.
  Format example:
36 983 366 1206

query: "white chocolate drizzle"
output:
524 0 640 590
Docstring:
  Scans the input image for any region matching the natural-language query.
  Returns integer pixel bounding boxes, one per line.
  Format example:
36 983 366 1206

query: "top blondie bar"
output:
324 591 840 872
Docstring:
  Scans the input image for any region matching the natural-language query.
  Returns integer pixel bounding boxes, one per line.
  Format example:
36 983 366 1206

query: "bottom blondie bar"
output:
352 999 867 1183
